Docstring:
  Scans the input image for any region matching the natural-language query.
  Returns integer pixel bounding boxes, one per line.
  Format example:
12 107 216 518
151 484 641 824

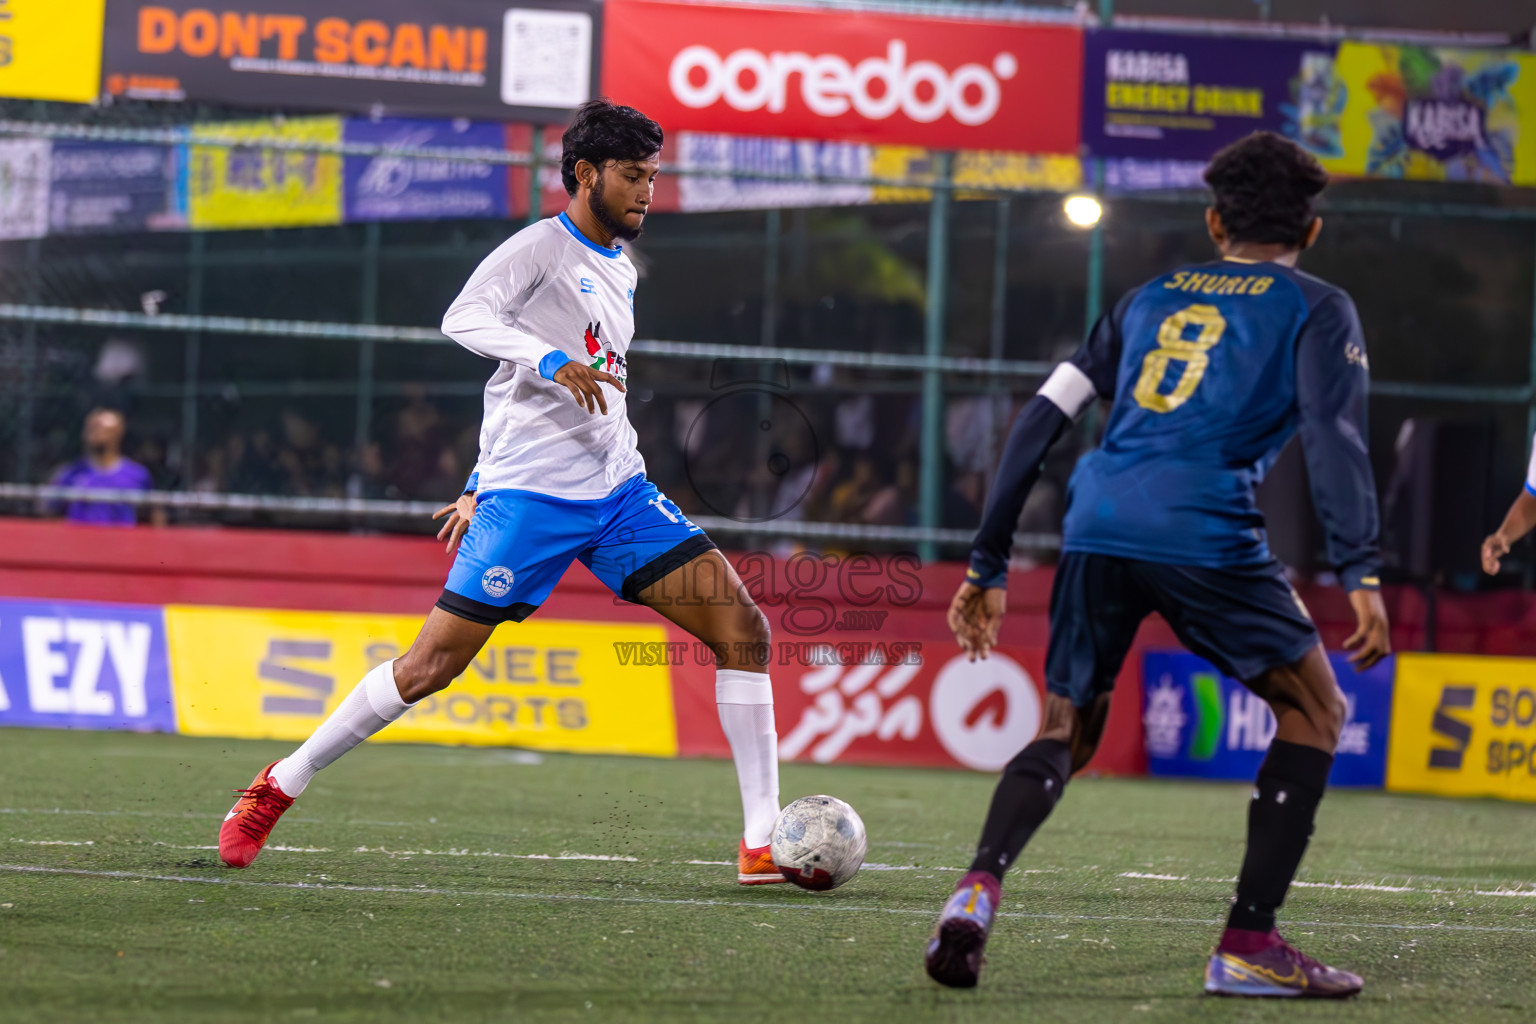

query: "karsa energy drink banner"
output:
102 0 600 122
1081 29 1338 163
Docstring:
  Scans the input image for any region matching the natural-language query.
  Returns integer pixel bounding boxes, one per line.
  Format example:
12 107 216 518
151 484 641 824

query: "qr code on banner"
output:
501 8 593 108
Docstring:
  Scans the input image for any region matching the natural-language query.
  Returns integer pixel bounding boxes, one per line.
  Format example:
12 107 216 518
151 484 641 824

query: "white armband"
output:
1037 362 1098 420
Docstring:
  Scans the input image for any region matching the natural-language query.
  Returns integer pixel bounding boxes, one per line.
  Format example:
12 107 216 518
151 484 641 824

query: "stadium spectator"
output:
49 407 164 527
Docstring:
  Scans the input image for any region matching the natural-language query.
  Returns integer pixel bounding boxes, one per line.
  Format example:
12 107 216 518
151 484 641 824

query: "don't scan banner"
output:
102 0 600 122
1142 650 1395 787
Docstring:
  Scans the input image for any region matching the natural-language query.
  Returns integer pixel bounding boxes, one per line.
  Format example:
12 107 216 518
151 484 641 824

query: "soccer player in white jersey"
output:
219 101 786 885
1481 437 1536 576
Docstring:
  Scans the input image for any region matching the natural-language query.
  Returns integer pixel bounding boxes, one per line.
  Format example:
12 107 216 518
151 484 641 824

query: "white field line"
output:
5 863 1535 935
1117 871 1536 900
14 834 1536 898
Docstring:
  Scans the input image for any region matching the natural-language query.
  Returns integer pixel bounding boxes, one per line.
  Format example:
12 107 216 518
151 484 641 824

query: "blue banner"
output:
0 598 176 732
48 141 177 234
1142 650 1393 787
1082 29 1337 162
343 118 508 222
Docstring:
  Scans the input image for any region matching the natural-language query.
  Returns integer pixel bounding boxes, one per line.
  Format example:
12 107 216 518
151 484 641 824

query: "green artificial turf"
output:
1 727 1533 1023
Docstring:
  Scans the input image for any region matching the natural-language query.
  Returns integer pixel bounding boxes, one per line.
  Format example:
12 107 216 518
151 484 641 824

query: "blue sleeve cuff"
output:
965 558 1008 590
463 471 479 495
1524 481 1536 498
538 350 573 381
1341 564 1381 592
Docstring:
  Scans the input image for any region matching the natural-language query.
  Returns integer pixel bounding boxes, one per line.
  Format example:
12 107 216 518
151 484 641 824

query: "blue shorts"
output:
1047 551 1320 707
436 474 716 624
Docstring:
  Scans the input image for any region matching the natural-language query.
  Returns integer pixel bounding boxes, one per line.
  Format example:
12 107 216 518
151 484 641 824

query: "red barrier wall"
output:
8 517 1536 774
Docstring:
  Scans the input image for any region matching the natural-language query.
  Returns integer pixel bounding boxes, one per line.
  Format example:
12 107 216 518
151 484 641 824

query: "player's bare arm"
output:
947 581 1005 661
1482 488 1536 574
1344 587 1390 669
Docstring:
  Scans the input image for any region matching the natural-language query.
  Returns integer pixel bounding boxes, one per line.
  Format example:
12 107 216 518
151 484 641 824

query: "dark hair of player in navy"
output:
560 99 664 196
1203 131 1328 249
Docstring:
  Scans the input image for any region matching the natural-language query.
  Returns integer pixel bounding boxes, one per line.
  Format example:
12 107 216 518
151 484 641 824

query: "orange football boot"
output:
218 761 295 868
738 839 789 885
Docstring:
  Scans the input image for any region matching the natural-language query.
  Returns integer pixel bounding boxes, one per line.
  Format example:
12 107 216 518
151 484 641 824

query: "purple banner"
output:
343 118 509 222
48 142 178 234
1082 29 1337 162
0 598 175 732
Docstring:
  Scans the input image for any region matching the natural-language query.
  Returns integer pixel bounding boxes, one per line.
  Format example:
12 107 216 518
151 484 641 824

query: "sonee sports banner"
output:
101 0 599 122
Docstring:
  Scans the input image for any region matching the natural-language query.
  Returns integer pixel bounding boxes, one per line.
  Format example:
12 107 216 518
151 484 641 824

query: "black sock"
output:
1226 740 1334 933
968 739 1072 880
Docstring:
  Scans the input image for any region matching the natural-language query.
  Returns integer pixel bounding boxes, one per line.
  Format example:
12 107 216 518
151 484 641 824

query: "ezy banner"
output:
601 0 1082 153
102 0 600 122
1142 650 1394 787
1081 29 1337 163
0 598 175 732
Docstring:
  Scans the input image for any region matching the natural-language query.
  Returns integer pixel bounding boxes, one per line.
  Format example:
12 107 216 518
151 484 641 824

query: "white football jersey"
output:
441 213 644 500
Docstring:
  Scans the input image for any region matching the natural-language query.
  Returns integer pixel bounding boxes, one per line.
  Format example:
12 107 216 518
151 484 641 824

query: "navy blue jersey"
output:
967 257 1380 593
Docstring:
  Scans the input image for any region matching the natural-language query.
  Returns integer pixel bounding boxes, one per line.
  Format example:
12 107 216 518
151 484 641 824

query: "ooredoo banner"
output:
102 0 600 122
601 0 1083 153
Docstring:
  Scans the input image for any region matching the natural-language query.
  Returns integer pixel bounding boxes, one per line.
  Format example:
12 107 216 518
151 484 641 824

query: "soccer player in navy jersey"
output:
924 132 1391 997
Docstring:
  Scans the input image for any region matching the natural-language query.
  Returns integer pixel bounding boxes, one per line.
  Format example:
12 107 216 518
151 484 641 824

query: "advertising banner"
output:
343 118 508 222
674 132 872 212
1386 654 1536 802
102 0 599 122
1142 651 1394 787
0 597 175 732
49 141 178 234
165 605 678 757
0 139 50 240
767 645 1047 771
601 0 1083 153
0 0 106 103
869 146 1081 202
1081 30 1335 162
1327 43 1536 186
185 117 344 229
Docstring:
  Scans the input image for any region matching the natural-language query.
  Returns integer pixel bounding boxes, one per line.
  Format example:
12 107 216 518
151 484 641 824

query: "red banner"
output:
600 0 1083 153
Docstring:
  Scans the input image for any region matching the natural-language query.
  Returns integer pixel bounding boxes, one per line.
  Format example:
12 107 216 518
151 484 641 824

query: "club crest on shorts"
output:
481 566 514 599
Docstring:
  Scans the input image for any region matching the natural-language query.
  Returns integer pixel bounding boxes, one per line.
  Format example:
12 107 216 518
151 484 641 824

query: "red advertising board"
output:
600 0 1083 153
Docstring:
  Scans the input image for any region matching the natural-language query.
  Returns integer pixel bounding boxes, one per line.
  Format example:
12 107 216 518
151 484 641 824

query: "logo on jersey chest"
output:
583 321 628 384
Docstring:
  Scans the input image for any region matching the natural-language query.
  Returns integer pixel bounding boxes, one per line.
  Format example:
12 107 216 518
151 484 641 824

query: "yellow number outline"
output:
1131 304 1228 413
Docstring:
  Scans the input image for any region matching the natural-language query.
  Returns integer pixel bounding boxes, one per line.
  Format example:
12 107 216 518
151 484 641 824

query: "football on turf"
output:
770 795 867 891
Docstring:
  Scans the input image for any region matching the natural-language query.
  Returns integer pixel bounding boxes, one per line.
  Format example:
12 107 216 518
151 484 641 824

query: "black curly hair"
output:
560 99 664 196
1203 131 1328 248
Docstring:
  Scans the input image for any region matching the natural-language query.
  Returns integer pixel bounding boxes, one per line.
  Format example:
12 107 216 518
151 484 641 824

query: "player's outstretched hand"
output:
554 361 626 415
947 580 1006 662
433 492 477 554
1482 531 1512 576
1343 587 1390 670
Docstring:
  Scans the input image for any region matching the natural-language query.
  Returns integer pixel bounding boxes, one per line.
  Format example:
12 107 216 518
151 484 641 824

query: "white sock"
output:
270 660 412 797
716 668 780 849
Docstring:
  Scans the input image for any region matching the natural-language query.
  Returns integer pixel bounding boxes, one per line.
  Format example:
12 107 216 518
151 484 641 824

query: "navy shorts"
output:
1046 551 1320 707
437 474 716 625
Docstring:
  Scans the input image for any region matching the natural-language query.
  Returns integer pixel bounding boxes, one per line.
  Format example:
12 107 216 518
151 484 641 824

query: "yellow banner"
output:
165 605 678 757
0 0 105 103
871 147 1082 203
1326 43 1536 186
186 118 344 229
1386 654 1536 803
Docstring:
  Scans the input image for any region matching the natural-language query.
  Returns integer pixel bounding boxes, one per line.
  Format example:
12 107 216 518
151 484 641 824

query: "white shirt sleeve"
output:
441 234 565 375
1526 431 1536 496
